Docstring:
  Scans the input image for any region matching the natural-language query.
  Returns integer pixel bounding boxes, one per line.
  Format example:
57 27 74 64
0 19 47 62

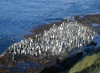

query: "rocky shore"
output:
25 14 100 39
0 14 100 73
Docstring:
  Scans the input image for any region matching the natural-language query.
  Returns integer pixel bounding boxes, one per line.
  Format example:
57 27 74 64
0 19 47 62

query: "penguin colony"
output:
6 21 95 58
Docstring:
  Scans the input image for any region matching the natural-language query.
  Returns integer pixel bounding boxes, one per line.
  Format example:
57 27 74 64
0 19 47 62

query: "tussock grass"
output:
68 47 100 73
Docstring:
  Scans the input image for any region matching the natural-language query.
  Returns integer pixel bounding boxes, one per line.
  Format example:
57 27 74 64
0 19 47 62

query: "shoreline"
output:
25 14 100 39
24 21 63 39
0 14 100 73
1 14 100 59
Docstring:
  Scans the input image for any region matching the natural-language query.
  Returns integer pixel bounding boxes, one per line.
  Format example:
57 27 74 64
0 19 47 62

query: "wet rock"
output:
0 54 61 73
75 14 100 23
10 62 40 73
0 55 16 67
0 67 10 73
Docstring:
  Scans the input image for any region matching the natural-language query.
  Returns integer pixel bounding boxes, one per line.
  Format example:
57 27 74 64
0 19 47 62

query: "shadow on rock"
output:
41 51 83 73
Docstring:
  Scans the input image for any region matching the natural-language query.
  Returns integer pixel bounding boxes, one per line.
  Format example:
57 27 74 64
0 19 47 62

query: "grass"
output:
68 47 100 73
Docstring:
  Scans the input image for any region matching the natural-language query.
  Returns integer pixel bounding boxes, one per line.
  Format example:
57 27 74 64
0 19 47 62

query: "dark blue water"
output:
0 0 100 54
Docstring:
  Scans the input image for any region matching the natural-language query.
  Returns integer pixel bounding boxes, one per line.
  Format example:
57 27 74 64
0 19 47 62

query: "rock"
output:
0 68 10 73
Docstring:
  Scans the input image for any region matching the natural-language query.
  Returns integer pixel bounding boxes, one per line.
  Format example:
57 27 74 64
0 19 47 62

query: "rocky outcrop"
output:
0 14 100 73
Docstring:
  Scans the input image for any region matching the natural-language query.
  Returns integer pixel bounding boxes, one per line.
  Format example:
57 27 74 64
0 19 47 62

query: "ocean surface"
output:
0 0 100 54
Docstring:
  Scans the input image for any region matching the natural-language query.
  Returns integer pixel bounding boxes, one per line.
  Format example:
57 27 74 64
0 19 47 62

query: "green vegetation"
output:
68 47 100 73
